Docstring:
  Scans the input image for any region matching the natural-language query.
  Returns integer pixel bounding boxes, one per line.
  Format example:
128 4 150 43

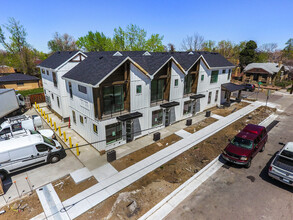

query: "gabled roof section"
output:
38 51 81 69
0 73 39 83
244 63 283 74
200 52 235 68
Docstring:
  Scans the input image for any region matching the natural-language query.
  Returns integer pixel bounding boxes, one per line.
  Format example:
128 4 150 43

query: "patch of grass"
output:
16 88 43 96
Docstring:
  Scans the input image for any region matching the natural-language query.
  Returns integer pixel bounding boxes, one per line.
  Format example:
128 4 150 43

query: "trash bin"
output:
205 111 211 117
186 119 192 126
107 150 116 162
153 132 160 141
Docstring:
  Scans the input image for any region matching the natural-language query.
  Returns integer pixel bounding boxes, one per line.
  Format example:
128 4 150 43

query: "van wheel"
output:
260 145 265 152
49 155 60 163
20 107 25 114
245 160 251 169
0 171 7 181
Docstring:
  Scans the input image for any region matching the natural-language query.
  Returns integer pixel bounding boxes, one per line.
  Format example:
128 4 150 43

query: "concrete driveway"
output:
0 108 84 207
166 92 293 220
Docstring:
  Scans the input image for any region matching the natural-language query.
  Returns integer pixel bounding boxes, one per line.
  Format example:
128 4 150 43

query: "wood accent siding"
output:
190 61 200 94
245 68 269 74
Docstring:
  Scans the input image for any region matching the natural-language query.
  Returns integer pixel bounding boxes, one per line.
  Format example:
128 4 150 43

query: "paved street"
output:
166 92 293 220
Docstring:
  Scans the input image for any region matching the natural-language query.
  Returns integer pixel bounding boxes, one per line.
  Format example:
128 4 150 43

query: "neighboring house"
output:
0 65 15 77
243 62 289 84
39 51 234 151
37 51 87 119
0 73 40 91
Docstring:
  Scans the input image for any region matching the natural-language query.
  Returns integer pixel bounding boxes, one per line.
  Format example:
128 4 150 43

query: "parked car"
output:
244 83 255 92
268 142 293 186
222 124 268 168
0 134 66 180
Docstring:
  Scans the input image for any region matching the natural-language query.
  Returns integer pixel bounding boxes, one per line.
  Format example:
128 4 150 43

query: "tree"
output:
76 31 113 51
283 38 293 59
113 27 126 51
48 32 77 52
125 24 147 51
145 34 164 52
181 33 205 51
0 17 37 74
167 43 176 52
202 40 216 52
239 40 258 68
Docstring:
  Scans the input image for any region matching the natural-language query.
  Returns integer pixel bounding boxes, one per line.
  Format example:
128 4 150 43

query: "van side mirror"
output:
279 142 285 146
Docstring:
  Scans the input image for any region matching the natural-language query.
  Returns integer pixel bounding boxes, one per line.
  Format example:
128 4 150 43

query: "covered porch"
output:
221 83 245 106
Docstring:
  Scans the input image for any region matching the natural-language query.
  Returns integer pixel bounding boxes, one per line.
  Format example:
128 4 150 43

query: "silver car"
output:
268 142 293 186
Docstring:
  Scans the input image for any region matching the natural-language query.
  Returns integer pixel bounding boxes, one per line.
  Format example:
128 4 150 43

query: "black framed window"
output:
151 79 165 102
57 96 60 107
208 92 212 104
152 109 163 127
72 111 76 124
174 79 178 87
51 93 54 100
78 85 87 94
210 71 219 83
93 124 98 133
106 122 122 144
184 74 195 94
80 115 84 124
17 82 24 86
136 85 142 94
215 90 219 102
102 85 124 114
52 72 57 87
69 82 73 98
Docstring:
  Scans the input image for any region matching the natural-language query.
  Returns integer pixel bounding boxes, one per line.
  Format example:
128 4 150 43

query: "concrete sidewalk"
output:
52 101 263 219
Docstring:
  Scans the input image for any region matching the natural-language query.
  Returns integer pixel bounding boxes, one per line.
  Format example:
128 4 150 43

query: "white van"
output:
0 134 66 180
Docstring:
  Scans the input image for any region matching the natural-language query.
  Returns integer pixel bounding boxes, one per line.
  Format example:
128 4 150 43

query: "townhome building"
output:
37 51 86 120
38 51 234 152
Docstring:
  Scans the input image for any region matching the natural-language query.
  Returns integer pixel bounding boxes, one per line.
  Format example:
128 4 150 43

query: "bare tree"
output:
260 43 278 53
167 43 175 52
181 33 204 51
48 32 77 52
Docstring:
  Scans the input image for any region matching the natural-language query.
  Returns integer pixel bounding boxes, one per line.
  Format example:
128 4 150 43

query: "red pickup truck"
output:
222 124 268 168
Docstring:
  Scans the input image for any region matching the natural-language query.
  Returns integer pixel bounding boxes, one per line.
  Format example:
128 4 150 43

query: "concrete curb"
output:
139 112 278 220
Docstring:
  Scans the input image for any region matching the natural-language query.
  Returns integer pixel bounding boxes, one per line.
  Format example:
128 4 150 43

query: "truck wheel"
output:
0 171 7 181
260 145 265 152
49 155 60 163
245 160 251 169
20 107 25 114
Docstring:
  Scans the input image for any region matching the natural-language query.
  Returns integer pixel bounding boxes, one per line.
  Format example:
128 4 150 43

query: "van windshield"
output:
231 137 253 149
43 135 56 146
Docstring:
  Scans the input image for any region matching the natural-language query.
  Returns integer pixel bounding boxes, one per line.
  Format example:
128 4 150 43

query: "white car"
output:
268 142 293 186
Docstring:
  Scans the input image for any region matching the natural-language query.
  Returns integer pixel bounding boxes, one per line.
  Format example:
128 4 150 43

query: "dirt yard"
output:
0 192 42 220
111 134 182 171
53 175 98 202
212 102 250 117
184 117 217 133
77 106 276 220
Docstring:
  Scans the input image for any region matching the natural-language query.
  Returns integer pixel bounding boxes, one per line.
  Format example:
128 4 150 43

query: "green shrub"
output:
274 81 292 88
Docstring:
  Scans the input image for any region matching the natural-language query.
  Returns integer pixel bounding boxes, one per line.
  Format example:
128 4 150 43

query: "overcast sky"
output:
1 0 292 53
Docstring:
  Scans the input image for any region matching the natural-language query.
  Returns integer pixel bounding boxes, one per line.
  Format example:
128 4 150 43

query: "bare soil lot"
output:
53 175 98 202
184 117 217 133
111 134 182 171
77 106 276 220
0 192 42 220
212 102 250 117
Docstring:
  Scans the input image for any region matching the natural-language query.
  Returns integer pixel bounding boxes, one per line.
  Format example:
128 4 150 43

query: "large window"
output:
152 109 163 127
228 69 231 80
72 111 76 124
93 124 98 134
215 90 219 102
80 115 84 124
103 85 124 114
78 85 87 94
208 92 212 104
52 72 57 87
183 101 192 115
210 71 219 83
69 82 73 98
151 79 165 102
184 74 195 94
57 96 60 107
106 122 122 144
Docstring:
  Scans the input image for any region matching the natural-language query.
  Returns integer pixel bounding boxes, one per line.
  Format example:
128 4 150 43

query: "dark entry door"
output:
126 120 133 142
165 109 170 126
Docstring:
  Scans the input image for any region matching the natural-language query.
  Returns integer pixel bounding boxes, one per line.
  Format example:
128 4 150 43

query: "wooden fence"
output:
28 93 45 104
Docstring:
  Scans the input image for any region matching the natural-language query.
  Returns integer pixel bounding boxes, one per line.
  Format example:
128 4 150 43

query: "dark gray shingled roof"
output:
38 51 79 69
0 73 39 83
59 51 234 86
